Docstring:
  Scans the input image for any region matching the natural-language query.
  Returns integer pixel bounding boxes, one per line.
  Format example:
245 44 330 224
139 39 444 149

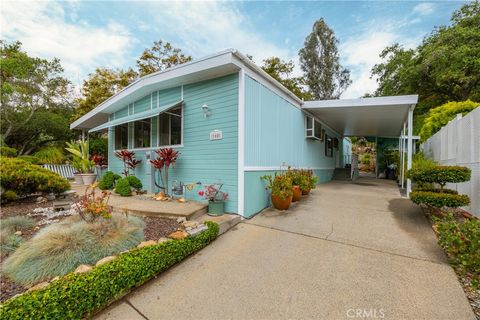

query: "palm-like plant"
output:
150 148 179 196
65 141 93 173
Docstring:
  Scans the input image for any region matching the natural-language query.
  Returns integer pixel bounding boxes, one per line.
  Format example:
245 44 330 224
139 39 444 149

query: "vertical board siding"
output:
243 76 341 217
108 73 239 213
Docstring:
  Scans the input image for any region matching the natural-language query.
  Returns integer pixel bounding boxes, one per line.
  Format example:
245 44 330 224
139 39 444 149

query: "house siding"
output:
243 75 341 218
108 73 239 213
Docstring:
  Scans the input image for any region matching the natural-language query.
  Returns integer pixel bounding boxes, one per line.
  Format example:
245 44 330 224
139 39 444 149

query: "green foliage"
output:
98 171 121 190
261 172 293 200
0 234 23 257
33 146 65 164
136 40 192 77
3 215 144 285
408 166 471 186
299 18 351 99
89 137 108 158
65 140 93 173
287 169 309 191
16 155 40 164
0 157 70 196
360 153 372 165
0 146 17 157
434 214 480 274
1 190 17 203
114 178 132 196
410 191 470 208
371 2 480 117
412 152 436 169
0 222 219 319
0 216 36 234
413 188 458 195
125 175 143 191
420 100 479 141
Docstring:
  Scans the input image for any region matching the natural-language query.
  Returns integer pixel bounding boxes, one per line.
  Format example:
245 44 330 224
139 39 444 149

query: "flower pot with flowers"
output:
287 168 309 202
261 172 293 210
198 183 228 216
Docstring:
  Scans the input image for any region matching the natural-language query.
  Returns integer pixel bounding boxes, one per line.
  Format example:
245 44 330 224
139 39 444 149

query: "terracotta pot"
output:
302 187 311 195
271 194 292 211
292 185 302 202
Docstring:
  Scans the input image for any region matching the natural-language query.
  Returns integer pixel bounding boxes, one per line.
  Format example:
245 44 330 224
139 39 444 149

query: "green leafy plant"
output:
410 191 470 208
0 157 70 196
98 171 121 190
33 146 65 164
0 146 17 157
114 177 132 196
261 172 293 200
0 222 219 319
114 150 142 177
1 190 18 203
287 169 309 191
75 184 113 222
434 214 480 274
3 214 144 285
125 175 143 191
65 140 93 173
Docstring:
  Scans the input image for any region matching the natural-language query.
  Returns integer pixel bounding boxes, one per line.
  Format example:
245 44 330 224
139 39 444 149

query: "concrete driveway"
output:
96 178 474 320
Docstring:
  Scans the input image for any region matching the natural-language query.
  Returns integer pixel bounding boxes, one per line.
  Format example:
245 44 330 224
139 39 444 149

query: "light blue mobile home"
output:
71 49 352 218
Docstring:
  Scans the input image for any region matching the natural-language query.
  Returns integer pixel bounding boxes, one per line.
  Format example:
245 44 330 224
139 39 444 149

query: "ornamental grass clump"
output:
408 165 471 209
3 214 145 285
0 216 36 234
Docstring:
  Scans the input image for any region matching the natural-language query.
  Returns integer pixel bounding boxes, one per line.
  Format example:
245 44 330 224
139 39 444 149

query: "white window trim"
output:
114 123 129 150
132 118 152 150
156 105 184 148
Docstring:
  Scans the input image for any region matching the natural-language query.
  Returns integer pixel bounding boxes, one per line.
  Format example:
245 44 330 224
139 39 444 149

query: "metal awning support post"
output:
400 122 406 189
406 106 414 197
81 129 86 142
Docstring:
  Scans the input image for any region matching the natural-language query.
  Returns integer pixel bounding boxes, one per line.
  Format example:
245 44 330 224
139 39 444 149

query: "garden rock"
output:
137 240 157 248
158 237 169 244
14 230 22 236
36 196 47 203
95 256 117 266
187 224 208 237
27 281 49 292
176 217 187 223
50 276 60 282
74 264 92 274
168 230 188 240
183 221 198 229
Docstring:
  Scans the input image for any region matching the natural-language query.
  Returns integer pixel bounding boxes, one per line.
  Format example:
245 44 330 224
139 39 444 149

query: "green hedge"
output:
125 175 142 191
0 222 219 319
408 166 471 184
0 146 17 157
410 191 470 208
413 188 458 195
0 157 70 196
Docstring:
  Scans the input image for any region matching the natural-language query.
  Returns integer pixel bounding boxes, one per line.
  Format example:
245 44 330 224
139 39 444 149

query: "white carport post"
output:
406 106 414 197
400 122 406 190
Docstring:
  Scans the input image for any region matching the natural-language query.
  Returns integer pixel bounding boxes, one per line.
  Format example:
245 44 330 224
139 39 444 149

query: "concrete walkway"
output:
96 178 474 320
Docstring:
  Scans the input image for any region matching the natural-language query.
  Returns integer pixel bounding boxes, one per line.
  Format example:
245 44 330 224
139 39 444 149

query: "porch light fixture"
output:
201 104 211 118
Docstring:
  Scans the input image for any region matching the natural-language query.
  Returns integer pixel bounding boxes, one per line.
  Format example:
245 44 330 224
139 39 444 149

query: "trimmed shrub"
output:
98 171 121 190
413 188 458 195
0 216 36 234
0 222 219 319
408 166 471 187
3 214 144 285
125 175 143 191
33 146 65 164
114 177 132 196
16 155 40 164
434 214 480 274
0 146 17 157
1 190 18 203
410 191 470 208
0 157 70 196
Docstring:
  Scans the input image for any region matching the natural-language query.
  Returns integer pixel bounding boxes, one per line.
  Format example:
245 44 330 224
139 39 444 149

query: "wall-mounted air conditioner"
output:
305 115 323 141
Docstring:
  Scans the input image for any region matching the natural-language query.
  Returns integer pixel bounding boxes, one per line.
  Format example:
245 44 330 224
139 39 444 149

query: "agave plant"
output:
150 148 179 196
114 150 142 176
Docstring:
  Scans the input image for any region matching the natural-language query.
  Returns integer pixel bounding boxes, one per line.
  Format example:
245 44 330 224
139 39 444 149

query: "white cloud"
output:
413 3 435 16
1 0 133 86
145 2 296 70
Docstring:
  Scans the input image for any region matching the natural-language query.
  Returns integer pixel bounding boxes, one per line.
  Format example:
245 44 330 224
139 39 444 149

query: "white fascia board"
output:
303 95 418 109
71 50 237 130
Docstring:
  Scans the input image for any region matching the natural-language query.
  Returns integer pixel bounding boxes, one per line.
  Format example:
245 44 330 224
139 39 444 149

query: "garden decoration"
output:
199 183 228 216
150 148 179 197
114 150 142 177
408 165 471 211
261 172 293 210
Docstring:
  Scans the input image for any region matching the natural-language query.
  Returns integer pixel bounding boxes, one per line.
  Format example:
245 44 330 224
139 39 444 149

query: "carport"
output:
302 95 418 195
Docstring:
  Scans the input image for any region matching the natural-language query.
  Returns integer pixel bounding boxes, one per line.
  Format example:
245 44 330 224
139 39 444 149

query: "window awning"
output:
89 100 183 133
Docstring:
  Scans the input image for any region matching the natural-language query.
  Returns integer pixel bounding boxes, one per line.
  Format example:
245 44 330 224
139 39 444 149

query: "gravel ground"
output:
0 199 53 218
143 216 181 241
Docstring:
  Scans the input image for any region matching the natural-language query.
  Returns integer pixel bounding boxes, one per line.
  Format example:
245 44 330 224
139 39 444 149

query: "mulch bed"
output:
0 199 53 218
0 275 24 302
421 206 480 318
142 216 181 241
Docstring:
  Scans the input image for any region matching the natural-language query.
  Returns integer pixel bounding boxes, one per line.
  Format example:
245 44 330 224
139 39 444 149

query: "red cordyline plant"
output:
149 148 179 196
115 150 142 176
91 154 107 168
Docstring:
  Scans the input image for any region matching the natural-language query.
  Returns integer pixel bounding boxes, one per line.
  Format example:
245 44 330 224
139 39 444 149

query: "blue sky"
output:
1 1 466 98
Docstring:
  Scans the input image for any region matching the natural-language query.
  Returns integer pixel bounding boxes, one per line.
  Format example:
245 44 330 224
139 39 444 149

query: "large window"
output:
115 124 128 150
134 119 151 148
158 106 182 146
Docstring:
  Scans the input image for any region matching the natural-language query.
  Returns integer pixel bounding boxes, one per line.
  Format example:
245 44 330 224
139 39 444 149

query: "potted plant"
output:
198 183 228 216
261 172 293 210
71 156 84 185
299 169 318 195
288 169 308 202
66 140 96 185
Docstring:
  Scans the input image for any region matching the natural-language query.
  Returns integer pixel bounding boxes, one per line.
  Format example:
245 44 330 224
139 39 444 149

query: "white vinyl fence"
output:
421 107 480 217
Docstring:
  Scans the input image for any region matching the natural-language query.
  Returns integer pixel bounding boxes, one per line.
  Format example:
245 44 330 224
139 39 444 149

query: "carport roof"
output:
302 95 418 137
